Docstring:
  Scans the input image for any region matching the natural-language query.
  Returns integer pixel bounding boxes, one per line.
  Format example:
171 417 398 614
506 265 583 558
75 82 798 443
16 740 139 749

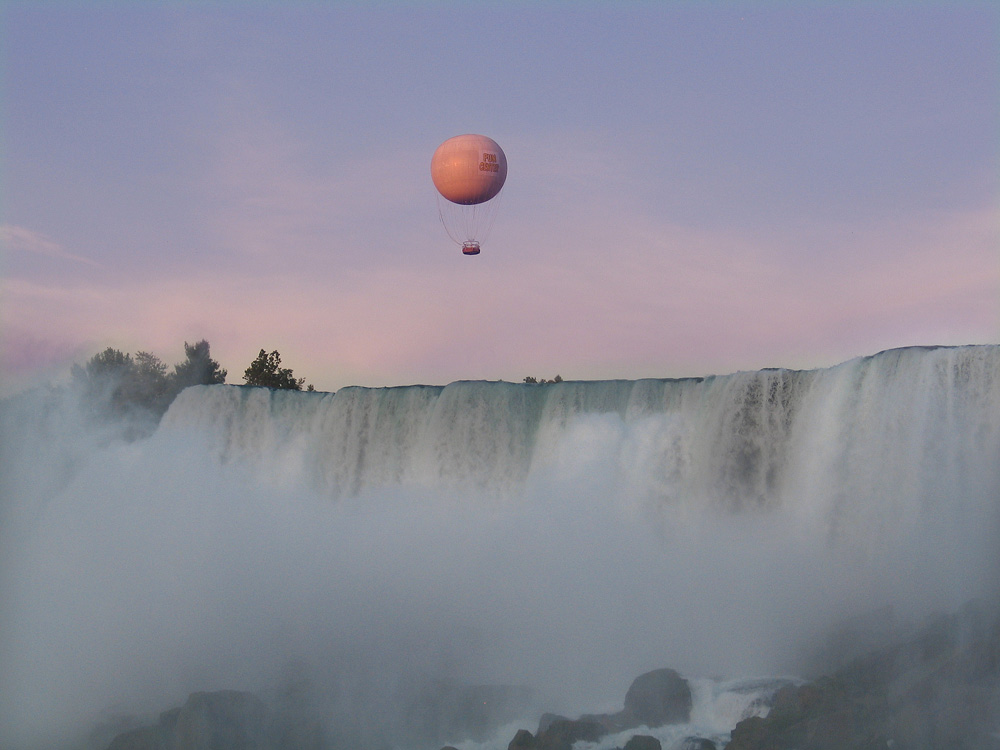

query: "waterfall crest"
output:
160 345 1000 517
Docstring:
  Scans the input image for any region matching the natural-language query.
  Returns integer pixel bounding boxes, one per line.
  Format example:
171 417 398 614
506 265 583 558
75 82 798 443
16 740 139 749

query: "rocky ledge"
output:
501 667 711 750
726 600 1000 750
102 602 1000 750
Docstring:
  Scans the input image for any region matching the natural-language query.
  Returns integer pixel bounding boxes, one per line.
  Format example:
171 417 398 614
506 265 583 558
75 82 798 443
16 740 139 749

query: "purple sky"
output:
2 2 997 394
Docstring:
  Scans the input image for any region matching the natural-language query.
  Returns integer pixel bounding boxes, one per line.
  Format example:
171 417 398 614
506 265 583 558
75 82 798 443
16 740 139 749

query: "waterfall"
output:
1 345 997 749
158 345 999 517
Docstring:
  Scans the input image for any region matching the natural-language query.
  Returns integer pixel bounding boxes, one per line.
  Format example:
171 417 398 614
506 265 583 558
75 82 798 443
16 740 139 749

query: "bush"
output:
71 340 227 431
243 350 306 390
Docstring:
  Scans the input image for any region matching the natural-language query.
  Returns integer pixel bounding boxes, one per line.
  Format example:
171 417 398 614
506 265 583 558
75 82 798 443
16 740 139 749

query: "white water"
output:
1 345 998 749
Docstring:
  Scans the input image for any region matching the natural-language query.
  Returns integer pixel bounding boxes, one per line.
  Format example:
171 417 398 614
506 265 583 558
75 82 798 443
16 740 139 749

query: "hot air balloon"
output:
431 134 507 255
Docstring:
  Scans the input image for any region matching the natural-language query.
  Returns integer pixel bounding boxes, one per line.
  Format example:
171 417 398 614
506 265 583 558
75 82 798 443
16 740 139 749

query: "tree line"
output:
523 375 563 384
72 341 311 425
71 338 565 433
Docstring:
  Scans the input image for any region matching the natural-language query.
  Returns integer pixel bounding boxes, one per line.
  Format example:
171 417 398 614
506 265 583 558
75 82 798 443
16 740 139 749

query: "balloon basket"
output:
462 242 481 255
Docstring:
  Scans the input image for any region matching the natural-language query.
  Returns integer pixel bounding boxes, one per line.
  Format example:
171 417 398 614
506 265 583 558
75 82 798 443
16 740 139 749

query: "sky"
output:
2 1 998 394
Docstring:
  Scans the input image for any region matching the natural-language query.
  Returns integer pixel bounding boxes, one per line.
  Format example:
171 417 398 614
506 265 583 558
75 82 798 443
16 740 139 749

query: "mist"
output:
1 346 998 749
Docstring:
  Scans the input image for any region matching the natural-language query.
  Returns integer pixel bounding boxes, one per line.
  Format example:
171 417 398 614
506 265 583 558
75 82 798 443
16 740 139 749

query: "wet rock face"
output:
622 668 693 727
540 668 694 739
677 738 717 750
727 602 1000 750
623 734 662 750
104 678 530 750
507 727 536 750
505 669 694 750
538 717 605 749
105 690 324 750
511 717 606 750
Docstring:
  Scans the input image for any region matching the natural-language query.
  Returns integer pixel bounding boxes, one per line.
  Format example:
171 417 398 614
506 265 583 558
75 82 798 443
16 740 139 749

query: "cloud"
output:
0 225 100 267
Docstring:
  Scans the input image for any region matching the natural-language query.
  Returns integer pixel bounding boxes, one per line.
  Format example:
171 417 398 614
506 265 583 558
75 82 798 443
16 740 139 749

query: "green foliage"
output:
172 340 227 392
71 348 139 416
71 340 228 431
243 350 306 390
128 351 171 413
523 374 563 384
70 340 312 436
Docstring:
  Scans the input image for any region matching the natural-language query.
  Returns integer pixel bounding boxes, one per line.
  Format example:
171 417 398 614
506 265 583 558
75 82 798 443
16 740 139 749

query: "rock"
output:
534 717 605 750
726 715 768 750
507 717 605 750
508 727 536 750
536 713 567 734
727 677 864 750
523 667 691 750
677 738 716 750
579 710 630 733
622 668 692 727
726 602 1000 748
105 690 274 750
623 734 661 750
106 726 166 750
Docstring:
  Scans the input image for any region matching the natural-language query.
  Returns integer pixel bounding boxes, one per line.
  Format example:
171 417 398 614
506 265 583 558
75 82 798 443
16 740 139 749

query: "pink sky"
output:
2 4 997 394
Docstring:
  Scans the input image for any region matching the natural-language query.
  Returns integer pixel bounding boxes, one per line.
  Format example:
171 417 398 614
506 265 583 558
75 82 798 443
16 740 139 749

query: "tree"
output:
127 351 171 413
71 347 135 412
171 340 227 393
243 350 305 390
71 348 171 422
72 347 133 384
71 340 228 434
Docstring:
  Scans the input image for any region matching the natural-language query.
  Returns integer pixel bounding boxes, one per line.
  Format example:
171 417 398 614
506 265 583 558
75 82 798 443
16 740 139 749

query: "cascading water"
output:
1 345 997 749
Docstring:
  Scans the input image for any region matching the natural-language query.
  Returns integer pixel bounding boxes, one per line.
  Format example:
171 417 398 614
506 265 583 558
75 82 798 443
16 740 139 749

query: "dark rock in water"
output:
678 737 716 750
623 733 661 750
106 725 166 750
559 667 694 737
622 668 692 726
536 712 571 734
579 709 632 734
105 677 524 750
726 714 768 750
727 600 1000 749
507 716 605 750
506 667 692 750
535 716 605 750
719 676 799 724
726 677 879 750
508 727 537 750
105 689 324 750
